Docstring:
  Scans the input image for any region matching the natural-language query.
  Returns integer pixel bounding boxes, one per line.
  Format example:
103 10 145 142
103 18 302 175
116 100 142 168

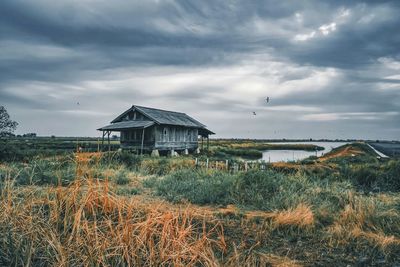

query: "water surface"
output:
261 141 348 162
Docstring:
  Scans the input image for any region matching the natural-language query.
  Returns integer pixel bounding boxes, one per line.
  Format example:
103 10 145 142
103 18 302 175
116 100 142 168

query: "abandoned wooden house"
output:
97 105 214 155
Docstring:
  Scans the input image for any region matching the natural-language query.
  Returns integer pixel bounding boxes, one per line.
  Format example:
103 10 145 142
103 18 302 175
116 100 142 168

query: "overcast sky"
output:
1 0 399 139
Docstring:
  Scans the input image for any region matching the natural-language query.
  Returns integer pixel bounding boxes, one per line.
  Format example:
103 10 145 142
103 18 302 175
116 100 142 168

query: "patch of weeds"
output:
114 186 141 196
114 170 131 185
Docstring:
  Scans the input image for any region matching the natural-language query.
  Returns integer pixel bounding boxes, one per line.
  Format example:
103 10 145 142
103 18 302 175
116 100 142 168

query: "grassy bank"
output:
208 140 324 159
0 137 119 162
0 142 399 266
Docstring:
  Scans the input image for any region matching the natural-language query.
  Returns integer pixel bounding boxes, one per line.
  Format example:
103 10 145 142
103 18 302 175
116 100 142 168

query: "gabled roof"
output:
97 121 154 131
112 105 207 128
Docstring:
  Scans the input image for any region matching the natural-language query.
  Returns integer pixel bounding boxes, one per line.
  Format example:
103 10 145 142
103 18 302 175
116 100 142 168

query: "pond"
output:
261 141 348 162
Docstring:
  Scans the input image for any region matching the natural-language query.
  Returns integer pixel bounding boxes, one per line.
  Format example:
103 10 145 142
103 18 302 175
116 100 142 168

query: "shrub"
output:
350 165 379 188
141 158 170 176
142 175 159 188
382 160 400 191
141 158 195 176
232 170 282 208
217 147 262 159
154 169 235 205
0 142 29 162
114 187 140 196
117 152 143 167
341 160 400 192
151 168 353 215
100 151 143 169
114 170 131 185
3 159 76 186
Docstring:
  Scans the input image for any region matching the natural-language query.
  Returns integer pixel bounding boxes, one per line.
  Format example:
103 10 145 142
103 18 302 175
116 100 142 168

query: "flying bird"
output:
77 102 80 105
265 97 270 103
252 111 257 116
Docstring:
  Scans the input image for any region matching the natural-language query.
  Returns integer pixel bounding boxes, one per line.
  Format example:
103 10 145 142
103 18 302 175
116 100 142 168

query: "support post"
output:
101 131 105 151
107 131 111 151
201 136 204 151
207 136 209 151
141 128 145 155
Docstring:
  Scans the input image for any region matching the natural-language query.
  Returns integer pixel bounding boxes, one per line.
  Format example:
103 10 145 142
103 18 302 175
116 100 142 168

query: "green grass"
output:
114 170 131 185
153 169 235 205
147 168 356 213
0 137 119 162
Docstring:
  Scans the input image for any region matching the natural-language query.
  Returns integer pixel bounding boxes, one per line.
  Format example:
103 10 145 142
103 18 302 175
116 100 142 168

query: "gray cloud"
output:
0 0 399 139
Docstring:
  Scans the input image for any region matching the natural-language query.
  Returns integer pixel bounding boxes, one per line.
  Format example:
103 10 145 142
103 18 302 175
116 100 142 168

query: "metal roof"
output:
199 128 215 136
102 105 214 135
112 105 206 128
97 120 154 131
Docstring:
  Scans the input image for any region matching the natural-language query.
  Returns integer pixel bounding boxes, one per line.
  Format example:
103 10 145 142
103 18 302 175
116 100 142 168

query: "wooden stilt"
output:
141 128 145 155
107 131 111 151
101 131 105 151
207 136 209 151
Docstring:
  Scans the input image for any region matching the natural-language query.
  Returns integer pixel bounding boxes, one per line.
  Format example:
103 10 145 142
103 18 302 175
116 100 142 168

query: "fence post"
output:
206 158 209 169
225 160 228 171
245 162 248 171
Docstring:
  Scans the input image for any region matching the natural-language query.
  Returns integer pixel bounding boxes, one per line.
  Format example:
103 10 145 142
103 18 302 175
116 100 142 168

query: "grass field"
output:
0 138 399 266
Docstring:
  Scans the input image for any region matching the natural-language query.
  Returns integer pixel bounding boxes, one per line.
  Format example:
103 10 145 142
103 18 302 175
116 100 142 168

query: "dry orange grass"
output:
319 144 364 162
271 203 315 229
0 177 227 266
260 253 303 267
270 162 302 173
216 203 314 230
351 228 400 250
224 248 303 267
0 152 227 266
328 196 400 253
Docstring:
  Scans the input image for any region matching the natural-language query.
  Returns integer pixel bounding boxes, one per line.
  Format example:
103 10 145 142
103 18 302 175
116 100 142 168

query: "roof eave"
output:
97 120 155 131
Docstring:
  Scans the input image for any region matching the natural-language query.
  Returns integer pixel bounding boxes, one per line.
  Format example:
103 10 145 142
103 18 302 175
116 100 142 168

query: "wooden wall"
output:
120 125 199 150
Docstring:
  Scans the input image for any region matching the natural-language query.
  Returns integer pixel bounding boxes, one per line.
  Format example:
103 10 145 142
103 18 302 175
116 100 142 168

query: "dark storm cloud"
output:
0 0 399 138
1 0 399 71
272 80 400 113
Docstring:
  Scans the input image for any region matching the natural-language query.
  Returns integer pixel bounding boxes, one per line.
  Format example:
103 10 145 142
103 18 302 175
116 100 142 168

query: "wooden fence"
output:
193 158 271 173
